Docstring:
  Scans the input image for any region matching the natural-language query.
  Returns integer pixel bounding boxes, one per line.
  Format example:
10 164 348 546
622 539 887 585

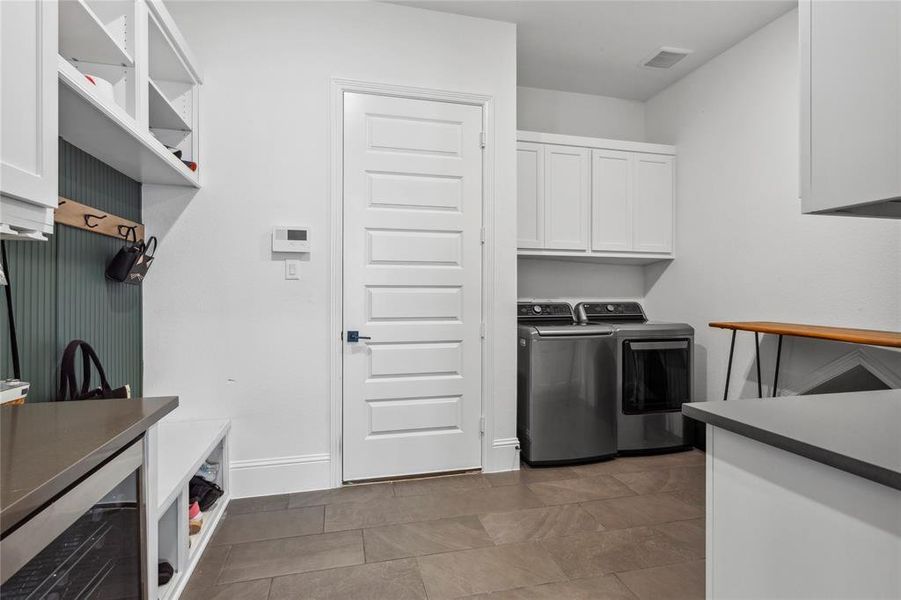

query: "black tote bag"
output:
57 340 131 401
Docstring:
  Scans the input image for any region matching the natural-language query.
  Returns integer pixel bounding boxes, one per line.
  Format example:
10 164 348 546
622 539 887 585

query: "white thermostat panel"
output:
272 226 311 252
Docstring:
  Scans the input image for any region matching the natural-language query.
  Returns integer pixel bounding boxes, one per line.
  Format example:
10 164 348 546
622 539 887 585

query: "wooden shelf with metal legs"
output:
711 321 901 400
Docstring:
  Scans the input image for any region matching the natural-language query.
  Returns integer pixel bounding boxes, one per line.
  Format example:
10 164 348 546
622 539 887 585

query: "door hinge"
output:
480 227 486 244
480 322 486 340
480 132 486 149
479 416 486 435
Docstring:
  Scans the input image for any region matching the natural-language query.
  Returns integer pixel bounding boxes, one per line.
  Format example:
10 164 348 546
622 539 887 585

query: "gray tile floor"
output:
182 450 706 599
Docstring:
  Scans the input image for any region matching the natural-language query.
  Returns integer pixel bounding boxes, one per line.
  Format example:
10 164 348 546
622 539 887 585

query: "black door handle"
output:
346 330 371 342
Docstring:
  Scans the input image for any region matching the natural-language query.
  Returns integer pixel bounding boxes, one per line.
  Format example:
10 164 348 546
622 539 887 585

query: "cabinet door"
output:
544 145 590 250
0 0 58 210
633 154 674 253
516 142 544 248
801 0 901 217
591 149 633 252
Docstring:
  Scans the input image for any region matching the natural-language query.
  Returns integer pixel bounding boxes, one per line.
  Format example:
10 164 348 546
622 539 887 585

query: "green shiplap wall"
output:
1 139 142 401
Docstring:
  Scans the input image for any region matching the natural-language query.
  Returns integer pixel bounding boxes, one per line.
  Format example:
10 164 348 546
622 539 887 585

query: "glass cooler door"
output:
1 441 145 600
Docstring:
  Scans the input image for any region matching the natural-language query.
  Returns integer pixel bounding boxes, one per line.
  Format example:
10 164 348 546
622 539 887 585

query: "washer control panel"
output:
517 302 574 321
577 302 646 322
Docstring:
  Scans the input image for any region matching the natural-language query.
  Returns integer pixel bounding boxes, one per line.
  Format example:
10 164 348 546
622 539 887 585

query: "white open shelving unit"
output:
57 0 202 188
154 418 230 600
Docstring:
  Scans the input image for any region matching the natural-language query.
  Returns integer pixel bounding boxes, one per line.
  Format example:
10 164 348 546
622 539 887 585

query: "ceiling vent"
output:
641 47 693 69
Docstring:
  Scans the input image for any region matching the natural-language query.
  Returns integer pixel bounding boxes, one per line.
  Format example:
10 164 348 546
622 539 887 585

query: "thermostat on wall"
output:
272 226 311 252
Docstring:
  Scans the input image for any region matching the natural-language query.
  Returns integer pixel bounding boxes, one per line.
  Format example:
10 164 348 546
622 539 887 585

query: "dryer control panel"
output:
517 302 574 321
577 302 646 322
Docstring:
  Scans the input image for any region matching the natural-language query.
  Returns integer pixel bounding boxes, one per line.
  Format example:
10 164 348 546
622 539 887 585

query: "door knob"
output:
346 330 371 343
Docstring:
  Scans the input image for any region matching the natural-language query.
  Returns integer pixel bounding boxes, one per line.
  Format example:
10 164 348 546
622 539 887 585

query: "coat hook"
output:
84 213 107 228
117 224 137 239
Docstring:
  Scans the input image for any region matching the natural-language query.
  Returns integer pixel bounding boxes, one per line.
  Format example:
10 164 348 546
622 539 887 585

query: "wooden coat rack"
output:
55 196 145 241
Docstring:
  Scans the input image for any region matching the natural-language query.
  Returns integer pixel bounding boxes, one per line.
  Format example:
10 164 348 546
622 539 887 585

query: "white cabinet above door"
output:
633 153 674 253
591 149 633 252
516 131 676 264
801 0 901 218
1 0 58 236
544 145 590 250
516 142 544 249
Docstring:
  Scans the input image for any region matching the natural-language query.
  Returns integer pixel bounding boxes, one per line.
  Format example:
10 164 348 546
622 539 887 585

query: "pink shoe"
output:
188 500 200 520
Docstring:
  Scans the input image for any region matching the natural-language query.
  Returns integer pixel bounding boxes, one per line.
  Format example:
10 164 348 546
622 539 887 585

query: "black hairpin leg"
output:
772 334 783 397
723 330 736 401
754 332 762 398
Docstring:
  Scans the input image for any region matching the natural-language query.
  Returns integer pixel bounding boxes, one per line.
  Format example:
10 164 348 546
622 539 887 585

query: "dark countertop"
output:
683 389 901 491
1 397 178 535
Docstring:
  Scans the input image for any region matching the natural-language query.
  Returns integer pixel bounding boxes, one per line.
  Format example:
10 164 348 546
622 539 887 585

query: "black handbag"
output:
57 340 131 401
106 231 157 285
189 476 224 512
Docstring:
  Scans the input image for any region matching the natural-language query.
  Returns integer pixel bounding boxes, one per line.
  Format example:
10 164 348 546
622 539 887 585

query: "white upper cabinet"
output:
517 131 676 263
516 142 544 249
801 0 901 218
1 0 59 236
544 146 590 250
633 153 674 253
591 149 632 252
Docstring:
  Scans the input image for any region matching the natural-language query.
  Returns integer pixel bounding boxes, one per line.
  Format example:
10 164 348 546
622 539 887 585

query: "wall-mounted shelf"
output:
518 249 674 266
59 57 199 187
57 0 202 191
148 80 191 132
59 0 134 67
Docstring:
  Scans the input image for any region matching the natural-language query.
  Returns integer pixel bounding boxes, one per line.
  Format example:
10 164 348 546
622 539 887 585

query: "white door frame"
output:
328 78 496 487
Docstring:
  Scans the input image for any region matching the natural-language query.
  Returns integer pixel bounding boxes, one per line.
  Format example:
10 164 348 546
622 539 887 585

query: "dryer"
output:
577 302 694 453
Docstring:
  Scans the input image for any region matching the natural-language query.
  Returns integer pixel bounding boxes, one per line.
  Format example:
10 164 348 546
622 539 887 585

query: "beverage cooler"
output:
0 440 146 599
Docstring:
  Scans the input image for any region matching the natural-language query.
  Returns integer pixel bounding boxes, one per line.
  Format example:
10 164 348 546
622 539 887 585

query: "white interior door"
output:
342 92 483 481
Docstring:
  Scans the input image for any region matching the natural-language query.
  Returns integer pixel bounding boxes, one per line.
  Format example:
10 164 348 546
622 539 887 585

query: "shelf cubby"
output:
57 0 202 189
59 0 134 67
148 79 191 132
154 419 230 600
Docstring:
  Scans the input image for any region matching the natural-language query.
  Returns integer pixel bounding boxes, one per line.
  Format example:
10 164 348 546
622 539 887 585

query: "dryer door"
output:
622 339 691 414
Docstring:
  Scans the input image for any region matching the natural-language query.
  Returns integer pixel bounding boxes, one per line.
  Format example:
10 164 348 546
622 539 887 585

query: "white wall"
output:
517 86 646 141
142 1 517 497
518 257 644 302
516 86 647 300
643 9 901 403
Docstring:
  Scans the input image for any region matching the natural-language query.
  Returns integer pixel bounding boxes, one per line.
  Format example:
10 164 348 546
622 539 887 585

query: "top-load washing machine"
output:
577 302 694 453
517 302 618 465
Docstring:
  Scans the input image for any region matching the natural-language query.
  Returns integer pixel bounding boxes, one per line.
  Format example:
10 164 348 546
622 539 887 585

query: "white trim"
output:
328 78 497 487
231 453 331 470
230 453 331 498
795 348 901 395
517 130 676 156
484 437 520 473
492 437 520 448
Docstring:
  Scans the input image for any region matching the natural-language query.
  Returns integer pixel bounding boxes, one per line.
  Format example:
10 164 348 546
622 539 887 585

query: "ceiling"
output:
394 1 797 100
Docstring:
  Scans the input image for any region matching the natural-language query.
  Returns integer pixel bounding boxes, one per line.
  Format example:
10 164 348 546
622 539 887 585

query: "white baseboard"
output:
230 453 331 498
484 437 520 473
